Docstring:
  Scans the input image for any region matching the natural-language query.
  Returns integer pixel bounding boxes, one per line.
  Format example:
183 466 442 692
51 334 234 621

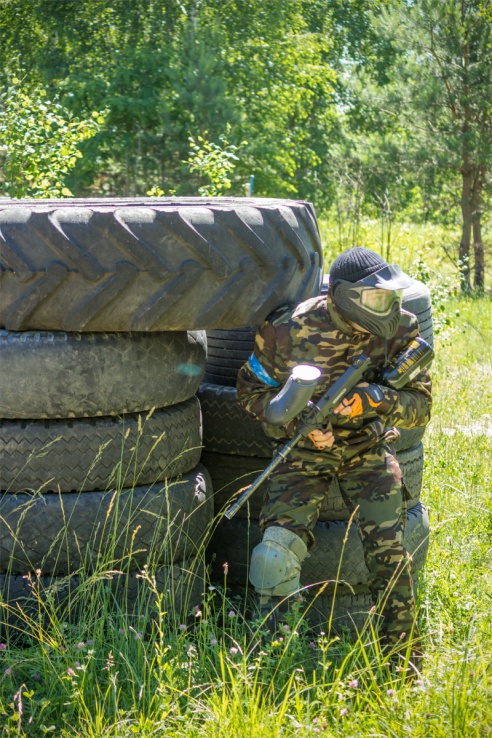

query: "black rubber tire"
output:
399 279 434 348
0 329 206 418
0 562 206 633
0 464 213 574
198 383 276 458
203 327 257 386
302 591 375 634
0 198 322 332
207 501 429 590
203 442 423 522
0 397 202 493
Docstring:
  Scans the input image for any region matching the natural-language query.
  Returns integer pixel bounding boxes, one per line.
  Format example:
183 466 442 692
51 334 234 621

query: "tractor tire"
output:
0 329 206 418
0 397 202 493
207 501 429 590
0 198 322 332
0 464 213 574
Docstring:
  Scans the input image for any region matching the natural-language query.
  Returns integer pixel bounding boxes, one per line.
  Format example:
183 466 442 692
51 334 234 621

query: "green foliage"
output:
0 0 337 205
407 254 462 341
187 129 245 196
0 78 104 198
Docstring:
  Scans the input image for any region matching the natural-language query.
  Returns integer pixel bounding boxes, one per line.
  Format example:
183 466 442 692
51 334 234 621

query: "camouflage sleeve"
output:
379 368 432 429
378 314 433 429
236 318 289 422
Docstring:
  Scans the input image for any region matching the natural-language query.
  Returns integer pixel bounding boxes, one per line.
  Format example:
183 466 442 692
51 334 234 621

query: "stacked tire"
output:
202 276 433 632
0 330 212 616
0 197 323 619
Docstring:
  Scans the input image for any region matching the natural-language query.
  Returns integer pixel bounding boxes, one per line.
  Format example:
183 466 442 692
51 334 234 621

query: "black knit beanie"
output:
329 247 388 283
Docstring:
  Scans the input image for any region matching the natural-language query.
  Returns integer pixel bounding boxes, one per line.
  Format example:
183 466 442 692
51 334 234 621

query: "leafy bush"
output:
0 78 104 198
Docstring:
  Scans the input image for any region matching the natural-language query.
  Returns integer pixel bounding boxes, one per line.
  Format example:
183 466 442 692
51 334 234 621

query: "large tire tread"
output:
0 397 202 493
0 465 214 574
0 198 322 332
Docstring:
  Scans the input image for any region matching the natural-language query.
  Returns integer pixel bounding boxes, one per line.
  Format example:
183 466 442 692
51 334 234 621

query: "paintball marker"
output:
224 336 433 520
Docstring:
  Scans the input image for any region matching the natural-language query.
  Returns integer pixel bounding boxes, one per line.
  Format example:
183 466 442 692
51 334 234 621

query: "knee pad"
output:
249 526 308 598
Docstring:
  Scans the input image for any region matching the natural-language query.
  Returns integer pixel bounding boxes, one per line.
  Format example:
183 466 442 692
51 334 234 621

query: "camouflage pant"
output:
259 439 417 646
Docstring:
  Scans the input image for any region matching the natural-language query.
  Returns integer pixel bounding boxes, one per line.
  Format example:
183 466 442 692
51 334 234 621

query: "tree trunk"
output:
459 169 473 293
472 168 485 292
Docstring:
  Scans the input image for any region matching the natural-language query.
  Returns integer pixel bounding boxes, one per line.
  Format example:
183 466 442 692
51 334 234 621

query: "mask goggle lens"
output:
359 288 402 313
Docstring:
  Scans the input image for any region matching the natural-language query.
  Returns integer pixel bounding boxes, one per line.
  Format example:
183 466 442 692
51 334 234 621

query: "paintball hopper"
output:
380 336 434 389
264 364 321 425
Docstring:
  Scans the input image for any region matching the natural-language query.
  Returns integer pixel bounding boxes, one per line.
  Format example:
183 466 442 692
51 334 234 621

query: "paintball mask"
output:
329 250 413 340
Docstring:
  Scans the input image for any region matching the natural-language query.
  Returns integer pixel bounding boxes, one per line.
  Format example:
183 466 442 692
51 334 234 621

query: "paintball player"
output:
236 247 432 668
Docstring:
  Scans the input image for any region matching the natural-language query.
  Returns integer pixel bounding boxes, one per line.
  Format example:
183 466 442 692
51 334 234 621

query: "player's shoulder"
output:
268 295 323 326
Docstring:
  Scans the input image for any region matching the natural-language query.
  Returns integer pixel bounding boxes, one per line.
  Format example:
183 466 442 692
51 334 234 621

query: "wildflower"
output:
118 628 125 634
223 562 229 575
67 668 76 677
4 668 11 675
0 644 6 651
281 624 290 633
208 585 216 591
229 647 239 654
387 688 396 697
228 610 235 618
77 642 85 649
87 639 93 645
210 638 218 646
308 641 316 649
134 632 142 640
178 624 187 631
340 708 348 717
348 679 359 688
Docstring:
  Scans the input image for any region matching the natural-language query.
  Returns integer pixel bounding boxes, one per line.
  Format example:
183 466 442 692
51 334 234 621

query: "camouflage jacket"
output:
236 293 432 452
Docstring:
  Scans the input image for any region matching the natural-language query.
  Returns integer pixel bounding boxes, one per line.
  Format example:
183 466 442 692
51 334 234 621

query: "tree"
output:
368 0 492 292
0 78 102 198
0 0 338 207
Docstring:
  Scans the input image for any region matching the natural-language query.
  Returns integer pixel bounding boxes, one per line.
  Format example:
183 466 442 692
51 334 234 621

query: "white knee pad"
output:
249 526 308 598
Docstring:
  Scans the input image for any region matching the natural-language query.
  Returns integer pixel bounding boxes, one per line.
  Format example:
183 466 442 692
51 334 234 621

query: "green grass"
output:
0 227 491 736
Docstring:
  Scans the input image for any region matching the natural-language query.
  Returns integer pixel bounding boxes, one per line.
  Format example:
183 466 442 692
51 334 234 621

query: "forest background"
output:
0 0 491 293
0 3 491 735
